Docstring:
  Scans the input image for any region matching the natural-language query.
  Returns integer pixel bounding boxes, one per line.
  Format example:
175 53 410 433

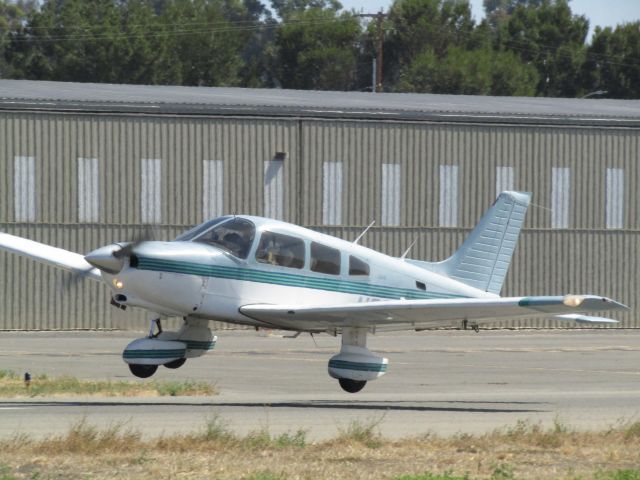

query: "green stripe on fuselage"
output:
136 257 465 301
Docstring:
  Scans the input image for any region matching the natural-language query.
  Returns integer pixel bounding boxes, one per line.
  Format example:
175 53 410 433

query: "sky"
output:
338 0 640 37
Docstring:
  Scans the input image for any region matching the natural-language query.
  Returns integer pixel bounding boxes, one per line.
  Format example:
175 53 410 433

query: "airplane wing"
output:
240 295 627 332
0 233 101 281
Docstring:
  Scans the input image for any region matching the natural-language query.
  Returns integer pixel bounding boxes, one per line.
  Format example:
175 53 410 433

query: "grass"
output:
2 417 640 479
394 474 471 480
334 414 386 448
0 369 216 397
393 472 640 480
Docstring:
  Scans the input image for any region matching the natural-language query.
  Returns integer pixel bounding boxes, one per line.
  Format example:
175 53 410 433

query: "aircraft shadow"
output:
0 400 548 414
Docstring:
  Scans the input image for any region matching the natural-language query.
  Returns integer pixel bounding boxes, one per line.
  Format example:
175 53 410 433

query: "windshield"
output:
192 217 255 259
174 216 232 242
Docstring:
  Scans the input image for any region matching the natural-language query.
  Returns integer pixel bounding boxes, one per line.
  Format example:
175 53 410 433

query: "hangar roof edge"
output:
0 79 638 127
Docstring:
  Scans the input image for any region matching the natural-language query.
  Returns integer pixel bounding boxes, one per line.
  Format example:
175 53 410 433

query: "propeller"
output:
113 225 156 259
60 264 97 292
84 226 157 275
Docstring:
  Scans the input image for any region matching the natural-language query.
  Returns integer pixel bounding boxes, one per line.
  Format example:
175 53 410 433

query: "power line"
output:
6 11 639 70
8 16 357 43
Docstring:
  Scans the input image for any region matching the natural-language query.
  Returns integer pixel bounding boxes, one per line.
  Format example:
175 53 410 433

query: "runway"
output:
1 329 639 439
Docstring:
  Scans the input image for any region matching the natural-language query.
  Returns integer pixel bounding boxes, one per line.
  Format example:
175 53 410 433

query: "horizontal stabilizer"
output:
0 233 101 281
555 314 619 324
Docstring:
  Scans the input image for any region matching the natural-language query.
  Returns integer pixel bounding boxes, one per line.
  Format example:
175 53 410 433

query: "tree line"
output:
1 0 638 98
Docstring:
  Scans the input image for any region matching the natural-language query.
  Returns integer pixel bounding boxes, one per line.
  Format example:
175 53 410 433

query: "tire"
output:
338 378 367 393
128 363 158 378
164 358 186 369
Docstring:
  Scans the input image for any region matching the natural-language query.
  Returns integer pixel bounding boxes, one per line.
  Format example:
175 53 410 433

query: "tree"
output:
383 0 480 88
271 6 360 90
483 0 543 27
0 0 30 78
494 0 589 97
270 0 341 18
581 22 640 99
7 0 261 86
158 0 252 86
237 0 276 87
396 46 537 95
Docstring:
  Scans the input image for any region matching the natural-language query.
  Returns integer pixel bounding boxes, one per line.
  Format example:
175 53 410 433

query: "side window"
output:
311 242 341 275
349 256 369 276
255 231 305 269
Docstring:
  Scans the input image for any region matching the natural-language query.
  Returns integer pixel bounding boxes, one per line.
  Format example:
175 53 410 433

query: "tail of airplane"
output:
406 191 531 295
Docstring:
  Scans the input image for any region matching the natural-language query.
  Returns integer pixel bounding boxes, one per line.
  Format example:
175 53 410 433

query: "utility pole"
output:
358 10 386 93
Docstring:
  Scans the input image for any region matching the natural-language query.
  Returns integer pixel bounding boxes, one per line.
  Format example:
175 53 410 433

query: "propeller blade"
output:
60 265 95 291
113 225 157 259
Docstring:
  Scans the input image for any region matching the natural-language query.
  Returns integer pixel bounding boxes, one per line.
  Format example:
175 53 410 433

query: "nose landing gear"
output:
129 363 158 378
123 316 216 378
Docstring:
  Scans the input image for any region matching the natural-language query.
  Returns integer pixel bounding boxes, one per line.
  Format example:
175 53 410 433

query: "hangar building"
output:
0 79 638 330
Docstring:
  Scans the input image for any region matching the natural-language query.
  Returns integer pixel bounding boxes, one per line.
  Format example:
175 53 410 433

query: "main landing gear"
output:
338 378 367 393
124 316 217 378
328 327 388 393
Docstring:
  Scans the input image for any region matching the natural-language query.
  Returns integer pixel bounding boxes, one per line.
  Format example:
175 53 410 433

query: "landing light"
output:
112 278 124 290
563 295 584 307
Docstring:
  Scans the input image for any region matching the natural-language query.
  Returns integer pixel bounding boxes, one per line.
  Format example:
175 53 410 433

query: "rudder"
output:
408 191 531 295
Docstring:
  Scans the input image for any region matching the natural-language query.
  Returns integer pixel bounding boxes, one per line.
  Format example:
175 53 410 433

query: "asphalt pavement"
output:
0 329 639 439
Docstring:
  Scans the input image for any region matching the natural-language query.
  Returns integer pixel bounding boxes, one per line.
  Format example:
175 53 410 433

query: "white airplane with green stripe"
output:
0 191 627 393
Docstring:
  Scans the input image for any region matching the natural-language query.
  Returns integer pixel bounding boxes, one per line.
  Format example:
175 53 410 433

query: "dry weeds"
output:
0 369 216 397
1 417 640 479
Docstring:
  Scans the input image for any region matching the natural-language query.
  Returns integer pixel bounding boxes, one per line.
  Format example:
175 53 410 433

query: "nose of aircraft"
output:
85 244 125 274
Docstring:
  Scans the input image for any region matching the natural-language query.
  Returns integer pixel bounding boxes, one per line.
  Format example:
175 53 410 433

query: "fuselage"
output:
101 216 495 328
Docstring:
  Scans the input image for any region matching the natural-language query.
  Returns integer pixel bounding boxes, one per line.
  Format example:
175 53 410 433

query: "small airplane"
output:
0 191 628 393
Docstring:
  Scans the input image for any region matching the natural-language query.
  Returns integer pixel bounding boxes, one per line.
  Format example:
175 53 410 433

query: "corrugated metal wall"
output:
0 111 638 330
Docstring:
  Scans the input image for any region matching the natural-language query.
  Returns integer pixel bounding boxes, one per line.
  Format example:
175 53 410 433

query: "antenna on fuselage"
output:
400 236 422 260
353 220 375 244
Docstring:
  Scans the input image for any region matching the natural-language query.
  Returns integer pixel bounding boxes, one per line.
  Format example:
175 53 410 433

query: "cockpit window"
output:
192 218 255 259
256 232 305 269
174 216 232 242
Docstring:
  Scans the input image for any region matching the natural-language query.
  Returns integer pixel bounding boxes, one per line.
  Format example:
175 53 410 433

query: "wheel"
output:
338 378 367 393
164 358 186 369
129 363 158 378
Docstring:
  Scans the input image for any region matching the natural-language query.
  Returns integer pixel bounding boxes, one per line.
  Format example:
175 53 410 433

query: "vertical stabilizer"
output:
408 191 531 295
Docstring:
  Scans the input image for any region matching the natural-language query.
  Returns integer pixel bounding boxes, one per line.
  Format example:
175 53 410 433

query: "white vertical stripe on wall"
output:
551 167 570 229
77 157 99 222
381 163 401 226
141 158 162 223
439 165 458 227
263 159 284 220
14 155 36 222
322 161 343 225
496 166 515 196
203 160 224 220
606 168 624 229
